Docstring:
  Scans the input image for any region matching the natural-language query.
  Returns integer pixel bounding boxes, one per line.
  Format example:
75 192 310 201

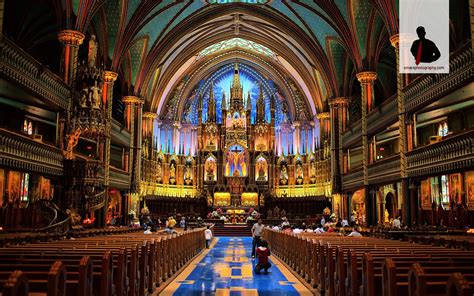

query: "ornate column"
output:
57 30 85 150
356 71 377 225
135 98 145 191
329 97 349 194
122 96 137 177
391 34 410 225
100 70 117 227
58 30 85 85
317 112 330 159
103 70 118 183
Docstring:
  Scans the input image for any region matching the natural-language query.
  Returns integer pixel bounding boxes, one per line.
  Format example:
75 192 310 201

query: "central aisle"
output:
160 237 313 295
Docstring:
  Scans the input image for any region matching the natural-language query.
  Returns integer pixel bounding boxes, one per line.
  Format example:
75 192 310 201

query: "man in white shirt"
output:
251 219 264 258
348 227 362 237
392 216 401 229
204 225 213 248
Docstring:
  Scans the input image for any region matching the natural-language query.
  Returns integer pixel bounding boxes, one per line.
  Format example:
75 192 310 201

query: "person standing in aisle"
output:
251 219 264 258
204 225 213 248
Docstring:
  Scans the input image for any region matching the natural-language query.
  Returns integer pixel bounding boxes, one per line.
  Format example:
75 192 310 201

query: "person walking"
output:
251 219 264 258
204 225 213 249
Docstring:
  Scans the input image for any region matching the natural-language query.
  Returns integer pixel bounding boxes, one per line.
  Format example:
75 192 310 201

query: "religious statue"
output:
310 162 316 178
296 163 303 185
91 81 101 109
384 209 390 223
259 193 265 207
256 158 267 181
169 163 176 184
156 164 162 182
80 88 88 107
205 158 216 180
64 129 81 160
66 206 82 228
280 165 288 185
184 165 192 185
88 35 98 67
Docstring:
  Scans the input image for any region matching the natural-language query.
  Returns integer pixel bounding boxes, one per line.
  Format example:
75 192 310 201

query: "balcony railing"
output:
342 166 364 191
342 94 398 148
368 155 400 185
404 41 473 113
342 40 472 149
275 182 331 198
110 166 130 190
0 38 70 109
140 181 198 198
407 129 474 177
112 119 131 147
0 128 63 176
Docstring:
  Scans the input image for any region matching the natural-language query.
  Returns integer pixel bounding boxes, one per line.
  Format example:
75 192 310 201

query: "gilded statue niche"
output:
204 154 217 182
255 155 268 182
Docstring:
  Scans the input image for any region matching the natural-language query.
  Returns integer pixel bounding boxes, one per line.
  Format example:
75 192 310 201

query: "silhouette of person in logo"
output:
410 26 441 65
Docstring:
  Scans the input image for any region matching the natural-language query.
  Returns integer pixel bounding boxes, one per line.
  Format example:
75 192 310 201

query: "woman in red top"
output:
254 239 271 274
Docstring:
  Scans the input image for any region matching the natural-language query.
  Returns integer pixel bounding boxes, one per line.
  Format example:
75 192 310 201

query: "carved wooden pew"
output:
0 270 29 296
447 273 474 296
409 264 474 296
382 257 474 296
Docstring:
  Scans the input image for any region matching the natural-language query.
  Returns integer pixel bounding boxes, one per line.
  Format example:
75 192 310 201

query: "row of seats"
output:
406 235 474 250
0 227 143 247
0 228 205 296
263 229 474 296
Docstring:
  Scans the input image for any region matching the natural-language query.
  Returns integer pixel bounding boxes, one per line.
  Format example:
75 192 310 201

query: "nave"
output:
160 237 312 296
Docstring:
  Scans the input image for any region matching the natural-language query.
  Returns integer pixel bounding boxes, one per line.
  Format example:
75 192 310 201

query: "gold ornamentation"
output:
316 112 330 120
329 97 350 106
64 129 81 160
122 96 144 105
389 34 400 48
103 71 118 82
143 112 158 119
58 30 85 46
356 71 377 83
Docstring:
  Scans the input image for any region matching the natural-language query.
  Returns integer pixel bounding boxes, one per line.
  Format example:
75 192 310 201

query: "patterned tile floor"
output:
160 237 313 295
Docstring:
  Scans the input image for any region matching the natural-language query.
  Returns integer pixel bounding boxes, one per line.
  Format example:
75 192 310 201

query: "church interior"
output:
0 0 473 295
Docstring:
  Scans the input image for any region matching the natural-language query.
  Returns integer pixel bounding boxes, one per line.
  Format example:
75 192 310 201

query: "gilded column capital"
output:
389 34 399 48
329 97 350 107
316 112 330 120
103 71 118 83
58 30 85 46
143 112 158 120
122 96 144 105
356 71 377 84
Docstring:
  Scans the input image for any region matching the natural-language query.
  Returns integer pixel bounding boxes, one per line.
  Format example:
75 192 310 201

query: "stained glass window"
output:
441 175 449 204
438 122 448 137
23 119 33 135
20 173 29 202
197 38 277 60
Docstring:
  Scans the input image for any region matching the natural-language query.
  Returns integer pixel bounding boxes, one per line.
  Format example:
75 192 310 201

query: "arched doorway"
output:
385 192 395 220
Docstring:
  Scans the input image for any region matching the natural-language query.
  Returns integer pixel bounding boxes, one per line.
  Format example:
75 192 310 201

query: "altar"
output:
213 192 258 208
212 192 259 223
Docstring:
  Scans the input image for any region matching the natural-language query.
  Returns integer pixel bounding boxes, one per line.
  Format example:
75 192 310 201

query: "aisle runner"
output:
160 237 312 295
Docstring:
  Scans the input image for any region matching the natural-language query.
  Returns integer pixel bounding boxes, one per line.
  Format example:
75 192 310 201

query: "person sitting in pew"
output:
164 227 177 234
347 227 362 237
144 226 152 234
392 216 401 229
313 224 325 234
